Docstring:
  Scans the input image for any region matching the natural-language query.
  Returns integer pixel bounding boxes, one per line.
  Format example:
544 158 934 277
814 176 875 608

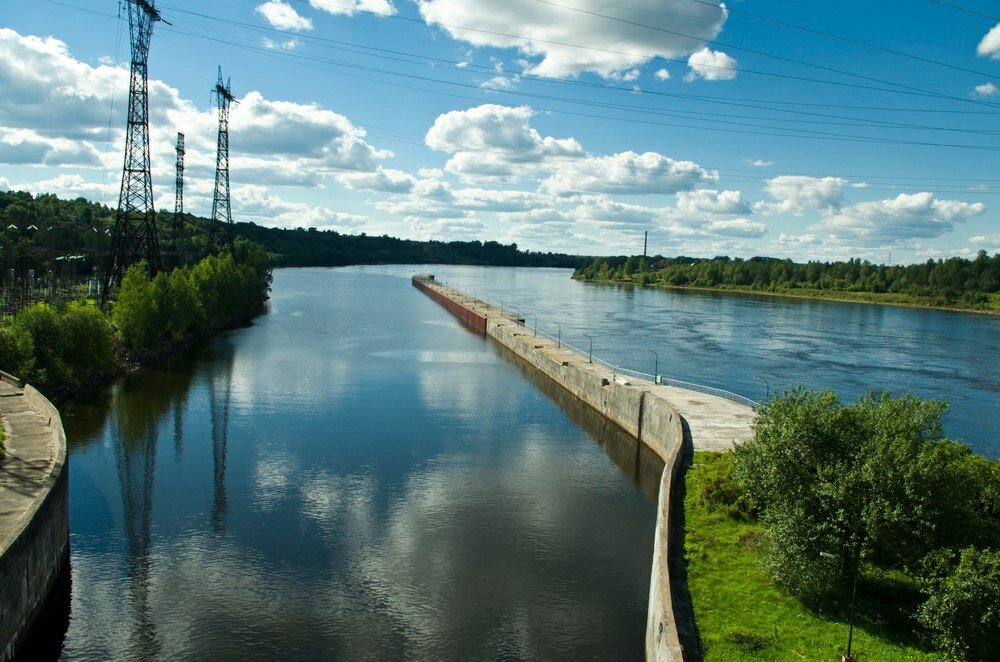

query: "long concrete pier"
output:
0 372 69 661
413 275 754 660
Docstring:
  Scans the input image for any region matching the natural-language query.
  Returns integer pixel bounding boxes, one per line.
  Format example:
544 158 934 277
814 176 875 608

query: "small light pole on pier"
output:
526 312 537 335
648 349 659 384
754 375 770 403
554 322 562 348
583 333 593 363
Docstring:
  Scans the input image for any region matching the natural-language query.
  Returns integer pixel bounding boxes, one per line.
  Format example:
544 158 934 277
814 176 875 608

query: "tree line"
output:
574 253 1000 310
0 190 582 272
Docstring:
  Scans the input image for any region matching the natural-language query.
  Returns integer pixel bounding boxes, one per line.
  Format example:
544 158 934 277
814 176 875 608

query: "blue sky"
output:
2 0 999 261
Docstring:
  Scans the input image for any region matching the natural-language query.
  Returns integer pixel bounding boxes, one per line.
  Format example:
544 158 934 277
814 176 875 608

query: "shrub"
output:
696 452 752 519
0 323 35 378
918 547 1000 660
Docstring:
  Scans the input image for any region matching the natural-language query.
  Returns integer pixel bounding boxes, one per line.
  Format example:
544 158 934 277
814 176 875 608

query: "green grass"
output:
685 452 940 660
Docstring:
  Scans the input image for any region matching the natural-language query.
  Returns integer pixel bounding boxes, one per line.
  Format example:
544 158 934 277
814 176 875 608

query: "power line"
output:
927 0 1000 22
679 0 1000 80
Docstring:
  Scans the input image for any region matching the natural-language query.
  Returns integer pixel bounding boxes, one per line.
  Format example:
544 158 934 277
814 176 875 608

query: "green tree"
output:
732 388 997 601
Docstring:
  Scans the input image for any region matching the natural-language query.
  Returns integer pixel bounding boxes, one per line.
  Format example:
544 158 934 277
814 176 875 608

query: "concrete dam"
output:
413 274 754 660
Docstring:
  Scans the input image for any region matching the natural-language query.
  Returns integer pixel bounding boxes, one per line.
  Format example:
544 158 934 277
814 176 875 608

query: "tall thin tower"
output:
209 67 235 253
172 132 185 266
103 0 164 305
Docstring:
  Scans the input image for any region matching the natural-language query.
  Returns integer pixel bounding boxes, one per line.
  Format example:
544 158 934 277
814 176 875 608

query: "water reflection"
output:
47 268 658 660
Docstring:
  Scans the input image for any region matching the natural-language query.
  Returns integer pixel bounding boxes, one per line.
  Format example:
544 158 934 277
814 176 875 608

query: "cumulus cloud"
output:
820 192 985 243
232 92 386 170
744 158 773 167
255 1 313 31
541 151 716 197
755 176 849 215
977 22 1000 59
973 82 999 97
685 48 738 81
654 69 671 81
703 218 767 238
236 184 368 229
0 128 104 166
426 104 583 181
262 37 300 50
675 189 749 215
338 167 416 193
417 0 728 79
309 0 396 16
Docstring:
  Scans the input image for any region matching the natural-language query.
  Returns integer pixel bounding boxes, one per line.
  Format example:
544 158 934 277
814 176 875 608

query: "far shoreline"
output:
572 276 1000 317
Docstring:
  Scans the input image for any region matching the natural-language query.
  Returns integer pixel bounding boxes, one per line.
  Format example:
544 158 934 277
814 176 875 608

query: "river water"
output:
42 267 662 660
31 264 999 660
429 265 999 458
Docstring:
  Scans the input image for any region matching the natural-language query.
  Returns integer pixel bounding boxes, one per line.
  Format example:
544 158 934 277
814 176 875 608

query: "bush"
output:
918 547 1000 660
0 323 35 378
696 452 752 519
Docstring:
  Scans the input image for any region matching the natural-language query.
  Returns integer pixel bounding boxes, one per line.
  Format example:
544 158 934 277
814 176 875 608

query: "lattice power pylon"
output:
209 67 236 254
103 0 165 305
172 132 185 267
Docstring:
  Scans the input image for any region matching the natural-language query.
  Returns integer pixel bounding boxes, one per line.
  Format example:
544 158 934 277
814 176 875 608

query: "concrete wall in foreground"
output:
0 373 70 662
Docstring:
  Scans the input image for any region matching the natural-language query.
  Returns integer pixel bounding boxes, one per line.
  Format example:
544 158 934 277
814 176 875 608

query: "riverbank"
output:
572 276 1000 315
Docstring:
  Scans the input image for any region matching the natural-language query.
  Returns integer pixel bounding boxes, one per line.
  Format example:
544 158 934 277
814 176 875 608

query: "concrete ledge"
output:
412 275 745 660
0 378 69 662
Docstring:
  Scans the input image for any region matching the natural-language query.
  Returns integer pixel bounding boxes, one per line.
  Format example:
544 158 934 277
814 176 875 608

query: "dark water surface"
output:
429 265 999 458
50 267 662 660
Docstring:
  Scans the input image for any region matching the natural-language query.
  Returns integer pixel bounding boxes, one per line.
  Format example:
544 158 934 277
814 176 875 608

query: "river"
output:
28 264 998 659
36 266 661 660
429 265 999 458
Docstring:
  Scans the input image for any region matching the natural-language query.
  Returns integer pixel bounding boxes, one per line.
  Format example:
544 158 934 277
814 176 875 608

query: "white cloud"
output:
977 22 1000 59
675 189 749 215
969 233 1000 246
426 104 583 181
309 0 396 16
417 0 728 79
685 48 738 81
262 37 300 50
973 82 999 97
820 192 986 243
10 173 116 201
255 1 313 31
654 68 671 81
236 184 367 229
338 167 415 193
232 91 386 171
744 158 773 167
0 128 104 166
703 218 767 238
541 151 716 197
755 175 848 216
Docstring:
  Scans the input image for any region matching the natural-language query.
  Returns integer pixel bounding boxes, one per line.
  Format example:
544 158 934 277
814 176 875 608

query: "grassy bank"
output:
574 276 1000 315
685 451 937 660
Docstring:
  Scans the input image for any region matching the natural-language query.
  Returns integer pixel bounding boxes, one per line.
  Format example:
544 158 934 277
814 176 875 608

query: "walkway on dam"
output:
0 379 57 551
434 285 755 452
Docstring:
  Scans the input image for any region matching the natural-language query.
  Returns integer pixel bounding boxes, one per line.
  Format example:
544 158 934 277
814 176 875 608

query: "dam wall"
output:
0 371 70 662
414 276 690 660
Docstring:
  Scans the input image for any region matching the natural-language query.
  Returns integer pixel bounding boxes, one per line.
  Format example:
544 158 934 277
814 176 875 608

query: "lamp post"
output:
553 322 561 348
526 312 537 335
648 349 659 384
582 333 593 363
820 550 860 662
754 375 770 403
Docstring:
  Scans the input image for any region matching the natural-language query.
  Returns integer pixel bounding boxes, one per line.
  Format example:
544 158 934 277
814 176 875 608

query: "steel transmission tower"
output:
172 132 185 266
209 67 236 253
103 0 165 305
